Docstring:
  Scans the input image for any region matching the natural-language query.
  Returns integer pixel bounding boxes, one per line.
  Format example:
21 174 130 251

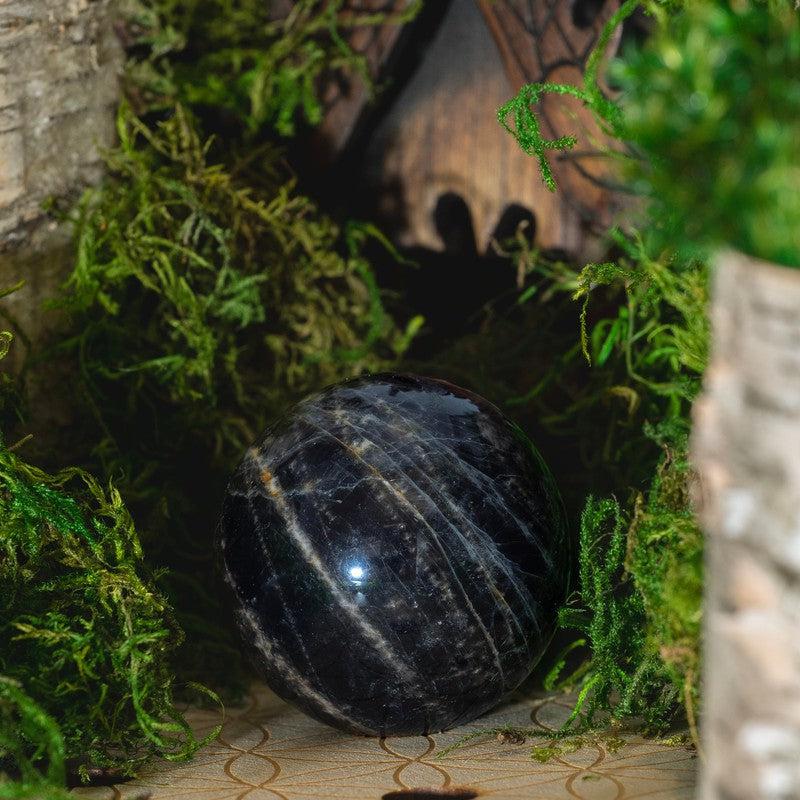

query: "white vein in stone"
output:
245 448 422 689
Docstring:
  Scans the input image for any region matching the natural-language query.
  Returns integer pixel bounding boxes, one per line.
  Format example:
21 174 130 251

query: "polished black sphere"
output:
218 374 569 736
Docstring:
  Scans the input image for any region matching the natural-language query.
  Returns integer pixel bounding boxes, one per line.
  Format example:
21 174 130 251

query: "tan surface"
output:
73 684 696 800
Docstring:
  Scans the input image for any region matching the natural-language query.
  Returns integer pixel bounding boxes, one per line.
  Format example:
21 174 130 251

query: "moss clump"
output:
124 0 420 137
0 335 215 797
64 104 414 457
554 436 701 736
1 676 69 800
618 0 800 267
627 434 702 733
528 235 705 737
531 734 625 762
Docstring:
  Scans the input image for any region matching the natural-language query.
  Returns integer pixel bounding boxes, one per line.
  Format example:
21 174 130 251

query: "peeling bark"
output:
0 0 122 450
0 0 122 245
694 251 800 800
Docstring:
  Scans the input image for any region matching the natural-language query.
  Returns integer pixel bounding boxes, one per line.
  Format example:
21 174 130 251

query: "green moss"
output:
0 678 69 799
124 0 420 137
556 440 702 735
618 0 800 266
496 0 683 193
64 103 413 431
0 333 217 797
529 232 705 740
437 724 629 763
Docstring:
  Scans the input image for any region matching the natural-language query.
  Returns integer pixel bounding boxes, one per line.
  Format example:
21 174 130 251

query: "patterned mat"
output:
72 685 696 800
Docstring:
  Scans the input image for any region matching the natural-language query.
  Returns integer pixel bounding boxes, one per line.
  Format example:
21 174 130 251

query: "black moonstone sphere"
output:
218 374 569 736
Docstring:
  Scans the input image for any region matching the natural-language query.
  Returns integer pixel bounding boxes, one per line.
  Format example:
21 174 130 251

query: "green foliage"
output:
64 104 413 449
521 236 705 735
627 432 702 724
0 333 217 796
125 0 420 136
553 441 702 735
618 0 800 266
507 227 707 452
498 82 587 193
0 678 68 800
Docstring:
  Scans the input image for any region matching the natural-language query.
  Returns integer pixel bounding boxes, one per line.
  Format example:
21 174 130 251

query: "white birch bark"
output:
0 0 122 245
0 0 122 441
694 251 800 800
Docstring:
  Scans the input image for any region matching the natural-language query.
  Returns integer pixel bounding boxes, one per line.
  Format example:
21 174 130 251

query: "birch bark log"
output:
694 251 800 800
0 0 121 245
0 0 122 445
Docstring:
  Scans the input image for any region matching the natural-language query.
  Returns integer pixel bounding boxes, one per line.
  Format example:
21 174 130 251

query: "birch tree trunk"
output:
0 0 121 444
694 251 800 800
0 0 121 244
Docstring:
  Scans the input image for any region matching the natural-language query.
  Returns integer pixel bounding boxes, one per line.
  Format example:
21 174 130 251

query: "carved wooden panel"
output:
311 0 418 161
358 0 624 259
478 0 625 238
